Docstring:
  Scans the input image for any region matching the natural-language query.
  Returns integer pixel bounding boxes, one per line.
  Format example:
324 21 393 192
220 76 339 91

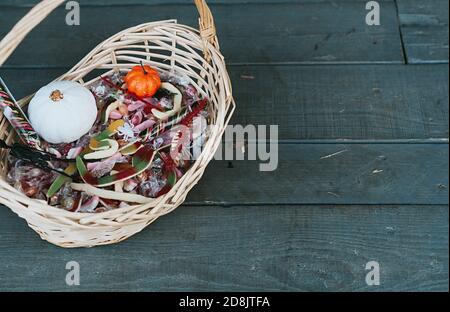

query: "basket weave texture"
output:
0 0 235 248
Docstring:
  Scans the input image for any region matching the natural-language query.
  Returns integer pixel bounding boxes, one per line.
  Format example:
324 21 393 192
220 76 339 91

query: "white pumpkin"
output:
28 81 97 144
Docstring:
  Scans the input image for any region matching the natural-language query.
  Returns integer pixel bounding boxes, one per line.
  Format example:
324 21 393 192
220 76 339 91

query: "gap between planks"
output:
182 202 450 207
0 0 398 8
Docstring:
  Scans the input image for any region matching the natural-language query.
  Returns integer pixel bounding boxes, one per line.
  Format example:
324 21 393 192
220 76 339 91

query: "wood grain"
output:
0 204 447 291
0 0 394 6
1 64 448 140
0 2 404 66
397 0 449 63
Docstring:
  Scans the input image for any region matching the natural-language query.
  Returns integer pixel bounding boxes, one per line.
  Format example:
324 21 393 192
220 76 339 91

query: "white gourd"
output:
28 81 97 144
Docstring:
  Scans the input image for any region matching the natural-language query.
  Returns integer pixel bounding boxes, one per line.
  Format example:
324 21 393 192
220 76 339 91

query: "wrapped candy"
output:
161 70 191 87
87 153 128 178
159 96 174 110
124 178 139 192
94 206 112 213
78 195 100 213
151 157 164 170
7 160 56 199
98 198 120 209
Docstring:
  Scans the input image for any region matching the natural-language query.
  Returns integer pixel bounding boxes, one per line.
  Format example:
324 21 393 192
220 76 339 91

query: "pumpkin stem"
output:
50 90 64 102
140 61 148 75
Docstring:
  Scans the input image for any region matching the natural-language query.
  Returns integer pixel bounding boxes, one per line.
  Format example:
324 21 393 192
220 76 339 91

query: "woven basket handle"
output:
0 0 218 67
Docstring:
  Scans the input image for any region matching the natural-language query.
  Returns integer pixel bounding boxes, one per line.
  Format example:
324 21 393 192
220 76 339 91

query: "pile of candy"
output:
3 67 210 213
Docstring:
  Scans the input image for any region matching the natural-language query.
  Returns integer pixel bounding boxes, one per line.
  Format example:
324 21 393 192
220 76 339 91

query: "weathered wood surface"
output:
189 143 449 205
0 2 404 66
397 0 449 64
0 0 448 292
1 64 448 140
0 204 447 292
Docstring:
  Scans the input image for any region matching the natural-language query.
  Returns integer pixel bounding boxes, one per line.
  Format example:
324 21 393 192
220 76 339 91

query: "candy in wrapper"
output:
0 77 42 150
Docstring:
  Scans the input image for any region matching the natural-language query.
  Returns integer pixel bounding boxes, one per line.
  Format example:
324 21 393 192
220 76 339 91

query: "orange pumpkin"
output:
125 64 161 97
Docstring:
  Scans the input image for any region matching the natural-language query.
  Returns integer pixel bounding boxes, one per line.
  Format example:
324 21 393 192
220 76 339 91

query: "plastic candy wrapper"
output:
6 159 56 199
160 70 191 87
90 72 124 106
87 153 128 178
0 77 42 150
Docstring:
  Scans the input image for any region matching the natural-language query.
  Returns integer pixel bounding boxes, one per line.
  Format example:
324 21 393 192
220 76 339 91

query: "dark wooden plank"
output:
0 132 445 204
0 204 447 291
1 64 448 140
397 0 449 63
0 2 403 66
189 143 449 205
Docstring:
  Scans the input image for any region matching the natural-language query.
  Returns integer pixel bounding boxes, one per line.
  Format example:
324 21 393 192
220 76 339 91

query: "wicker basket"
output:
0 0 235 248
